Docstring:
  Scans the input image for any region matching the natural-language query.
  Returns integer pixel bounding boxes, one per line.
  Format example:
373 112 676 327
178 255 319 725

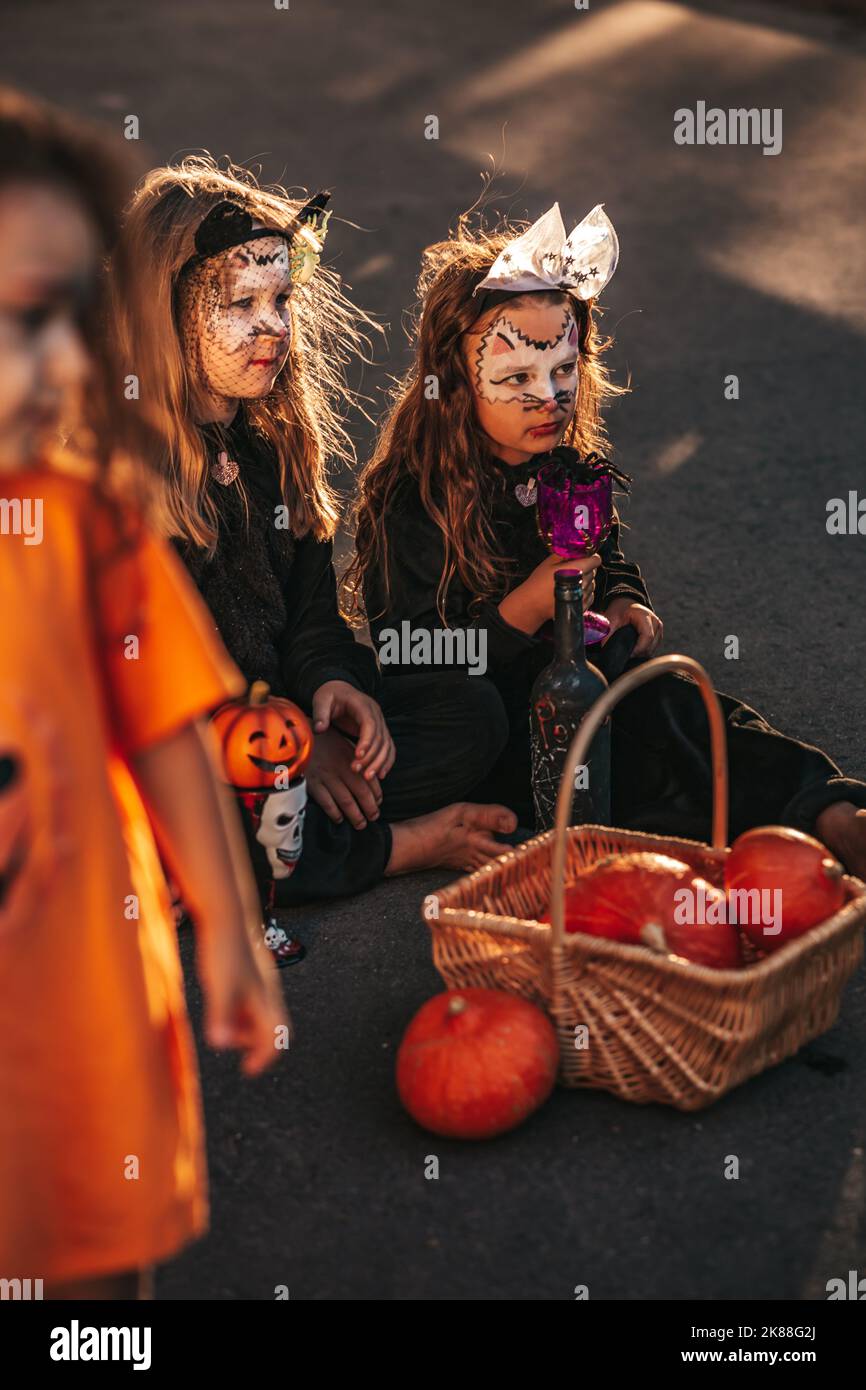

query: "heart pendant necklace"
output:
515 477 537 507
212 450 240 486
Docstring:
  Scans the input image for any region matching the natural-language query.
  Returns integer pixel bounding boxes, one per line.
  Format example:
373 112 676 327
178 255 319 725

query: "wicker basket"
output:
427 655 866 1110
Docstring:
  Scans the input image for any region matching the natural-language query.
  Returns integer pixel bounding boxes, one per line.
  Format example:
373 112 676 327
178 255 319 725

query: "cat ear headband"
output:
185 191 332 284
473 203 619 313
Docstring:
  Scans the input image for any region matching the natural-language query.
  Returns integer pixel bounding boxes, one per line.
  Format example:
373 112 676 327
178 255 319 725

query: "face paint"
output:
182 234 294 417
475 307 578 407
464 298 579 466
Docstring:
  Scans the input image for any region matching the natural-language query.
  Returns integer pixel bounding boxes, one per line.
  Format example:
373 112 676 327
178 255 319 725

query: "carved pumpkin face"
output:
211 681 313 790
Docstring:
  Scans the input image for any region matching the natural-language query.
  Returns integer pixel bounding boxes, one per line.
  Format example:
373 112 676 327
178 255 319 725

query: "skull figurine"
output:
255 777 307 879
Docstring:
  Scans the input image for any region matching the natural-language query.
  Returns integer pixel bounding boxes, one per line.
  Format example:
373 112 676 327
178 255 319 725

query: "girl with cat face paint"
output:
468 301 580 457
115 160 517 918
346 207 866 871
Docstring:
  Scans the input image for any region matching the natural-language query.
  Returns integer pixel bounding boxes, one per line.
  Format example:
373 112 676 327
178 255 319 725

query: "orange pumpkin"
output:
539 852 741 969
725 825 846 952
396 989 559 1139
540 851 696 941
210 681 313 790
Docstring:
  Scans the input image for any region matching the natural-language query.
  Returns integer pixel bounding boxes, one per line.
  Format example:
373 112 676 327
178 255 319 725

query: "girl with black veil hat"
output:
115 158 518 953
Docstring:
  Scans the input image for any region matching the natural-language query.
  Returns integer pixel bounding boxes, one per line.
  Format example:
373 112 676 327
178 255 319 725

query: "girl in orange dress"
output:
0 88 287 1298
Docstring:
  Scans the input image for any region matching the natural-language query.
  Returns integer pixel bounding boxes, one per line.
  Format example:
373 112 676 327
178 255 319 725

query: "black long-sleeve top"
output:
174 409 380 712
364 451 652 684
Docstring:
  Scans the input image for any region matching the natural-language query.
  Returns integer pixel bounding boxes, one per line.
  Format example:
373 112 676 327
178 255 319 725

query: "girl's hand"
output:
603 597 663 656
499 553 601 636
198 930 291 1077
131 721 289 1078
311 680 395 782
306 725 383 829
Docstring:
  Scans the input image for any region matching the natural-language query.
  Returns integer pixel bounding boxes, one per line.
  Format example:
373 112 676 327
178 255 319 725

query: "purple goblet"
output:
536 458 614 645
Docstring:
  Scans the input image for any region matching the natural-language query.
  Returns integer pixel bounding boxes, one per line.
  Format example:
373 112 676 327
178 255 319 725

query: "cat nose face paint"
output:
183 235 294 407
464 300 579 465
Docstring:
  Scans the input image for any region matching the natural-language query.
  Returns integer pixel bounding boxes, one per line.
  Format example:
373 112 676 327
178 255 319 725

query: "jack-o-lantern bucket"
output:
211 680 313 791
210 681 314 967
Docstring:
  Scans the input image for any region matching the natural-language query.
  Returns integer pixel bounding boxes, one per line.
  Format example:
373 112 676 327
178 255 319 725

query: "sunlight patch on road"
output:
446 1 821 119
449 3 688 111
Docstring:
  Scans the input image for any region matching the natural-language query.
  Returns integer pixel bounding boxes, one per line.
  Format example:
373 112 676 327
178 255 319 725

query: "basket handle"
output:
549 654 729 949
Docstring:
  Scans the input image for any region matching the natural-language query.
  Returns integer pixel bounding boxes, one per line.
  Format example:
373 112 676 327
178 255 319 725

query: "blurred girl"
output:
115 159 516 915
347 205 866 874
0 88 286 1299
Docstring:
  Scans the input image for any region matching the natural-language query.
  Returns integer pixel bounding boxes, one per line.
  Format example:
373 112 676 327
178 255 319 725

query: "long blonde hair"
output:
115 155 376 551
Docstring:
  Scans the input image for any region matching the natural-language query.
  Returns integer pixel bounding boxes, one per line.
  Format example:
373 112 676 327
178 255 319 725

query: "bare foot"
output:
815 802 866 880
386 802 518 876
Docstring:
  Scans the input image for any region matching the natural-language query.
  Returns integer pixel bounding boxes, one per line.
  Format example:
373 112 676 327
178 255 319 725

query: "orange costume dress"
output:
0 466 244 1284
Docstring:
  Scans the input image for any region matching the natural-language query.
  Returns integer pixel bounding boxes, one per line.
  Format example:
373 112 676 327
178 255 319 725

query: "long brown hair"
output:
343 215 625 625
115 156 377 552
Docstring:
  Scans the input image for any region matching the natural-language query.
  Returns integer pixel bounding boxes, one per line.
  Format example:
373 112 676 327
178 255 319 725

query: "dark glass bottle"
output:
530 569 611 831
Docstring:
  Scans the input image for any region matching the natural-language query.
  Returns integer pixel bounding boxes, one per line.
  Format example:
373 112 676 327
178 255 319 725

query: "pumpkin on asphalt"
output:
210 680 313 791
396 989 559 1139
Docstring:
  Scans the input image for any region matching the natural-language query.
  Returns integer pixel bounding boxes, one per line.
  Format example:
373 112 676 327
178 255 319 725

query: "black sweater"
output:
174 410 379 712
364 451 652 682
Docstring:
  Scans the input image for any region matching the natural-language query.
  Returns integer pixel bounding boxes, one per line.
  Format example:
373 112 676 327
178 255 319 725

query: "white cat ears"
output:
474 203 619 301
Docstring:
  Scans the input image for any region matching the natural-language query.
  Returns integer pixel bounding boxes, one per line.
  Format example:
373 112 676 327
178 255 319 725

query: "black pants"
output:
273 640 866 905
466 627 866 842
273 671 510 905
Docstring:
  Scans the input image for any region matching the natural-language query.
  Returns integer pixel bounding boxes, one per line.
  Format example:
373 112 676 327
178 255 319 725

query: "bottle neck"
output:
553 583 587 664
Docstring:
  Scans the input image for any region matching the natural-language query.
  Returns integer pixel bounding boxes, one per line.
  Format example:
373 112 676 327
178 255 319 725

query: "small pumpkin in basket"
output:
540 851 741 970
397 989 559 1139
725 826 846 953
